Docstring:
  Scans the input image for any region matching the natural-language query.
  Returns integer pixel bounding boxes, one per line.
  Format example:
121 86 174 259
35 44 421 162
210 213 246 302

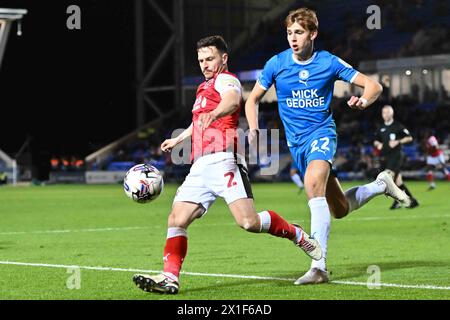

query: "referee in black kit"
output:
374 105 419 209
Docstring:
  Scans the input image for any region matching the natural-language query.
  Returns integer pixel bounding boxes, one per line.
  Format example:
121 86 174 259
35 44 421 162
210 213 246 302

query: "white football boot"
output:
376 170 411 207
294 267 330 285
293 224 322 261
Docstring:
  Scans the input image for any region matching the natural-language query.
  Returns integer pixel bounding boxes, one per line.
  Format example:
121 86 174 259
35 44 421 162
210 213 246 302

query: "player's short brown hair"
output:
285 7 318 32
196 35 229 54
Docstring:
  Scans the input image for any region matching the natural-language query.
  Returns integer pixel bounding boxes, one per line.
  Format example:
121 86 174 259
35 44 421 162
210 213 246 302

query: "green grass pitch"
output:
0 181 449 300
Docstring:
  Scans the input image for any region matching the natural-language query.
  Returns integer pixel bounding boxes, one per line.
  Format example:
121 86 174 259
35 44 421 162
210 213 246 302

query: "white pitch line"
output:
341 213 450 222
0 260 449 291
292 213 450 225
1 213 449 236
0 223 239 236
332 280 450 291
0 226 154 235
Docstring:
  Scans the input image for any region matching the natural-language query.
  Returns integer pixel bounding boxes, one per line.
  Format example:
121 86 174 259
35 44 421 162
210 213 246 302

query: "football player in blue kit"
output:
245 7 411 285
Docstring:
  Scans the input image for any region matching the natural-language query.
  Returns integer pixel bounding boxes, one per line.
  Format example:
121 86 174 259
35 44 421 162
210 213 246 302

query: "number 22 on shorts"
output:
310 137 330 154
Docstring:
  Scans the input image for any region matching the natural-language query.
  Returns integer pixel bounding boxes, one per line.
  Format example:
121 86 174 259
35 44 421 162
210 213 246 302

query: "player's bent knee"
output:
305 183 326 198
167 212 185 228
167 206 203 229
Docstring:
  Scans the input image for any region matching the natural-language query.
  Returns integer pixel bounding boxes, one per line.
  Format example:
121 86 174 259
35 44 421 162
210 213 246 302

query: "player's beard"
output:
215 63 226 76
204 63 226 80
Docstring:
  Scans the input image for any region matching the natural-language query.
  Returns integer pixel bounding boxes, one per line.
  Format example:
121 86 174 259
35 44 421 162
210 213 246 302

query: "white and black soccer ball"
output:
123 164 164 203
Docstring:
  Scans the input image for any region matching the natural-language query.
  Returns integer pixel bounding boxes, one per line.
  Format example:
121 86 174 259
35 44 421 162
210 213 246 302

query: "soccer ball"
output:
123 164 164 203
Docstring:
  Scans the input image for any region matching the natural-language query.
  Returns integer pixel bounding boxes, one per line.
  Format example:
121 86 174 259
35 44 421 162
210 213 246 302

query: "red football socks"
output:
163 230 188 279
267 210 297 240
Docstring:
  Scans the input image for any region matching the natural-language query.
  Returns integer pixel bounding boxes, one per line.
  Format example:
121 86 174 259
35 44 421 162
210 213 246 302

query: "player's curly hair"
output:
196 35 228 54
285 7 318 32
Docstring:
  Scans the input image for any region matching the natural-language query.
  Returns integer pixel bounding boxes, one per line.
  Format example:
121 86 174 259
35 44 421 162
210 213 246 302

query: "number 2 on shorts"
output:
224 172 237 188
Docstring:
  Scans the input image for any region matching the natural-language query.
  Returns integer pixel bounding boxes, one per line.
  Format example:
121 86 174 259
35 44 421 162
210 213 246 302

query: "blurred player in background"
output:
290 159 304 193
132 35 321 295
424 132 450 190
245 8 411 285
374 105 419 209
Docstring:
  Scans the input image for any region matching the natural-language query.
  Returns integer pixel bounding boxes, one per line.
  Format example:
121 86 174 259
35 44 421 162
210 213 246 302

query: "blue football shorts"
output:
289 126 337 180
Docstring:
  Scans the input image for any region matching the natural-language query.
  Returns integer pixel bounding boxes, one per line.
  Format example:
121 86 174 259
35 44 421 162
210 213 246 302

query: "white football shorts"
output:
173 152 253 213
426 154 446 166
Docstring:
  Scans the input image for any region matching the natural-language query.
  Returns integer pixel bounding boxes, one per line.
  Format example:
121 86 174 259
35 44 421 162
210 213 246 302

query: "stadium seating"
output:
79 0 450 182
233 0 450 71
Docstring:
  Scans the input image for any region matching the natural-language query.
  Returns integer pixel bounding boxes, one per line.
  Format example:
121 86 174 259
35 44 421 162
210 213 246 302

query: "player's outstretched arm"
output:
245 83 267 143
347 73 383 110
161 123 193 152
198 90 241 130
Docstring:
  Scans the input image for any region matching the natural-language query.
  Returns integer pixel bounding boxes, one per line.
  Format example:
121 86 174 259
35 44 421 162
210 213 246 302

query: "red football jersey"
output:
426 136 442 157
191 71 242 161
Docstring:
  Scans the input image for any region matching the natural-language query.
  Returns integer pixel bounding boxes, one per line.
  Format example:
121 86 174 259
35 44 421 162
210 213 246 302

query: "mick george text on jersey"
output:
286 89 325 108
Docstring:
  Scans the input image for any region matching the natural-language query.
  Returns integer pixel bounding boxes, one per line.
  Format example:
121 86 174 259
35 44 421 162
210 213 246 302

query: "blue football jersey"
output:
258 49 358 147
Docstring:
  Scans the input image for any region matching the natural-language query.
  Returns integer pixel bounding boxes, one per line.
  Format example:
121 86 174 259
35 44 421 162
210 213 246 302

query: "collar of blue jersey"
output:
291 51 318 65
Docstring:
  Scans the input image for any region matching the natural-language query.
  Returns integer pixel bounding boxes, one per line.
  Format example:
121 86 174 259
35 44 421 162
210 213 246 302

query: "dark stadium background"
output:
1 0 449 182
0 1 148 174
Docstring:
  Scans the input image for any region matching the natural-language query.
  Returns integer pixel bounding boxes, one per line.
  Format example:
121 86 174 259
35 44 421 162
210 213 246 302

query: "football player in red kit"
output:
425 134 450 190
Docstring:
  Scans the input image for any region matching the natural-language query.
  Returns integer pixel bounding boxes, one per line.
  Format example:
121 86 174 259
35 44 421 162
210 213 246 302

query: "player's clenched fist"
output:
347 96 368 110
161 138 178 152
